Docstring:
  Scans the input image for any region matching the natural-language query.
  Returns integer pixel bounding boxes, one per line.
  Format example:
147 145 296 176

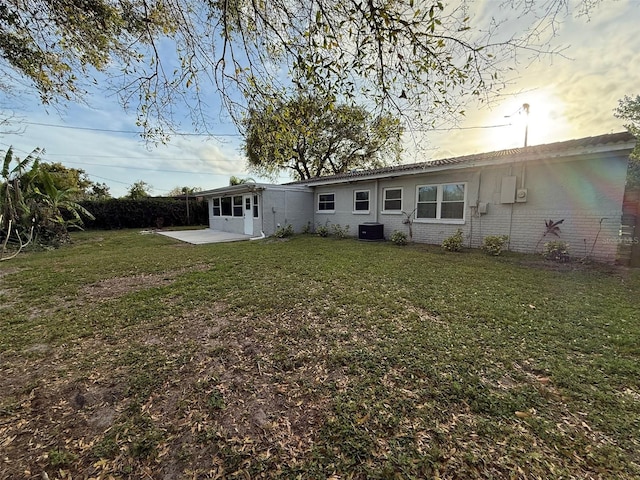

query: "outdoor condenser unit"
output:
358 222 384 241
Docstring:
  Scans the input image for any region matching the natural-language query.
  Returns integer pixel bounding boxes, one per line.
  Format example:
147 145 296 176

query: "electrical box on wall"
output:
500 176 517 204
478 202 488 214
516 188 528 203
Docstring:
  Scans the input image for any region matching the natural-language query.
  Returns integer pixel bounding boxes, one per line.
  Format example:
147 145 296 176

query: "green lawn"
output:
1 230 639 479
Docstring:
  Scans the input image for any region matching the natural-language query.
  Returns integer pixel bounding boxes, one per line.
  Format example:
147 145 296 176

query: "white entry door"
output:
243 195 253 236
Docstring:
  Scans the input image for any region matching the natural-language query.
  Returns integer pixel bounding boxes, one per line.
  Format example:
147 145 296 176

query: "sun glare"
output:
486 89 573 150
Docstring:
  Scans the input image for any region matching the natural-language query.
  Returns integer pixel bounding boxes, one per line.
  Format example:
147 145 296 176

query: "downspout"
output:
508 164 514 250
284 190 288 226
470 170 482 248
374 179 379 223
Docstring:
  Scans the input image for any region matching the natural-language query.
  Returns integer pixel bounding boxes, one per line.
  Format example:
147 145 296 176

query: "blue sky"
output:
1 1 639 198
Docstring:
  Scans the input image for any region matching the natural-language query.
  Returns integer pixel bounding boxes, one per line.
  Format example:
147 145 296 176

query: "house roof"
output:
287 131 636 187
196 182 311 197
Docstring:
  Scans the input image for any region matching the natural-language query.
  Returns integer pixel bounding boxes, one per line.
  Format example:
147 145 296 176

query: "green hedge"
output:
79 198 209 230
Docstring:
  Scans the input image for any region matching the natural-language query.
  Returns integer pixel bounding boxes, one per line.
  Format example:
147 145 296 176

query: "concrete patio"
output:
157 229 256 245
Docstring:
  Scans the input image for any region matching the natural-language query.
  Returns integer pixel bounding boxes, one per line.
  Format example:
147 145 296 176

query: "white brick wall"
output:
310 152 629 262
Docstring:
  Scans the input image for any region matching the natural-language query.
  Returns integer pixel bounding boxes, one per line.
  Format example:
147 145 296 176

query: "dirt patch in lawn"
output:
0 266 21 310
80 263 213 301
0 303 335 479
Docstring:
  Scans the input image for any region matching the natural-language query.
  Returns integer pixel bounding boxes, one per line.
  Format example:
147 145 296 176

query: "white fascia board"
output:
196 184 269 197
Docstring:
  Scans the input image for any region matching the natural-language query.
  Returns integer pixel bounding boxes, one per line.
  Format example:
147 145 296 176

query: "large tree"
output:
31 163 93 197
244 95 403 181
0 1 609 138
615 95 640 188
125 180 152 199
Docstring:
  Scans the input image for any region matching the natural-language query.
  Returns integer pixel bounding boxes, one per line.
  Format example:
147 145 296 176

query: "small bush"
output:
390 230 408 246
316 223 329 237
442 229 464 252
543 240 570 262
274 223 294 238
482 235 509 256
301 222 312 234
331 223 350 239
48 448 77 467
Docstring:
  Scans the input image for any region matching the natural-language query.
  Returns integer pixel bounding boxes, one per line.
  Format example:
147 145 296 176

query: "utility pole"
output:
523 103 530 147
183 187 190 225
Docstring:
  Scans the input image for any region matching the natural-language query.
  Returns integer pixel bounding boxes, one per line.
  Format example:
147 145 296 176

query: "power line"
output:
0 143 239 176
421 123 513 131
61 159 230 176
86 173 132 186
20 120 242 137
18 119 513 136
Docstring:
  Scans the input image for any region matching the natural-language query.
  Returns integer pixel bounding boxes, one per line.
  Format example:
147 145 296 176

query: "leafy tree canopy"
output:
19 162 110 200
87 182 112 199
228 176 255 186
126 180 152 199
1 147 94 252
33 163 93 196
615 95 640 188
0 0 608 138
166 185 201 196
244 95 403 181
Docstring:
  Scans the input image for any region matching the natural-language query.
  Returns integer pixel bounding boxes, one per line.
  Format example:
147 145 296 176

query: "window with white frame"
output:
353 190 369 213
253 195 259 218
212 198 221 216
416 183 465 221
220 196 232 216
213 196 245 217
232 195 243 216
383 188 402 212
318 193 335 212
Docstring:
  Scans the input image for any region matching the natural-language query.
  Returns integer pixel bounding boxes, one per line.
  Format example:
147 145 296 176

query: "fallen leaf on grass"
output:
515 410 535 418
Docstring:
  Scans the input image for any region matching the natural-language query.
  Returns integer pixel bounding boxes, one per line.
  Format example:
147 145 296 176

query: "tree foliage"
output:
0 0 608 137
126 180 152 199
244 95 403 181
87 182 112 199
166 185 201 196
228 176 254 186
615 95 640 188
0 0 170 103
1 147 40 249
1 147 94 252
29 163 93 197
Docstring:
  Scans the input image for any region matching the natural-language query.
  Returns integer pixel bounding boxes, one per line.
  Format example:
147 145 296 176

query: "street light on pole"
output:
522 103 530 147
505 103 531 147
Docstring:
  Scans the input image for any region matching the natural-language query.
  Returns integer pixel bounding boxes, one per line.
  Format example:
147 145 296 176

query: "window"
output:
354 190 369 213
233 195 243 216
417 185 437 218
416 183 465 221
220 196 232 216
383 188 402 212
253 195 259 218
318 193 335 212
216 196 245 217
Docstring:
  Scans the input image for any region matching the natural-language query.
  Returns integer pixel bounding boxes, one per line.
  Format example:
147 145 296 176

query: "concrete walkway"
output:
157 229 254 245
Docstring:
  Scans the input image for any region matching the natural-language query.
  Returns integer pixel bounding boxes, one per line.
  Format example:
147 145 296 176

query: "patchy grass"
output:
1 229 639 479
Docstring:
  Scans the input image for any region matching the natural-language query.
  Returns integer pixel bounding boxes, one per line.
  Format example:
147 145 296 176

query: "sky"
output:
1 0 639 198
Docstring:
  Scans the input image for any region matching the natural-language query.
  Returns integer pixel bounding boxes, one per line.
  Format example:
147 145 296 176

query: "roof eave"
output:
296 138 636 187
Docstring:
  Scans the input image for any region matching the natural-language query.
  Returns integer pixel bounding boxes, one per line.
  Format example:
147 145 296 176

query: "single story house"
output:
198 131 636 262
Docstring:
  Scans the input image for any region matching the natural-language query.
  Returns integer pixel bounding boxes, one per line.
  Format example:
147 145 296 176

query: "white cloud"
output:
416 0 640 159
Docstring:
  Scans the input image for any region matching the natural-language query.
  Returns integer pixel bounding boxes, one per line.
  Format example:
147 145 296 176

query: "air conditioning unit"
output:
358 222 384 241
